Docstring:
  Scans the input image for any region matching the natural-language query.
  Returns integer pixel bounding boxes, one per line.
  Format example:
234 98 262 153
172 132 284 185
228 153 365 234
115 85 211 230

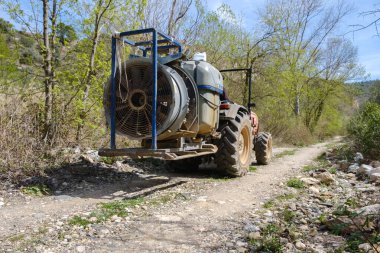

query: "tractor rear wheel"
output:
255 132 273 165
214 112 252 177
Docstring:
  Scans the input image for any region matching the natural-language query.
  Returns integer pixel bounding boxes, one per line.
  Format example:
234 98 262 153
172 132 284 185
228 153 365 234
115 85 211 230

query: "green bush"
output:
286 178 304 189
348 103 380 158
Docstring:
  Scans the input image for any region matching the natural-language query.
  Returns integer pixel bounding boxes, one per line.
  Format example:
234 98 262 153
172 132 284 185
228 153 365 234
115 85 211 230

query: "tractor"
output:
99 28 273 177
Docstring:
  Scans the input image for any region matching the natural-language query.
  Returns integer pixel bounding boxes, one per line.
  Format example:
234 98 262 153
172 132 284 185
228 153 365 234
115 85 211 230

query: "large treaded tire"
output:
214 112 253 177
166 157 202 172
255 132 273 165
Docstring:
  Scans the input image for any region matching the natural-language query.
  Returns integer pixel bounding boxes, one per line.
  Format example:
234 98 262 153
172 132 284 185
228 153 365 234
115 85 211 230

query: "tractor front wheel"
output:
255 132 273 165
214 112 253 177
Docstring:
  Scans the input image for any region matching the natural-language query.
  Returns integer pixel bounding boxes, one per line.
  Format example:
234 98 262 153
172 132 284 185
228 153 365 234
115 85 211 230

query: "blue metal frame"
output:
109 28 182 150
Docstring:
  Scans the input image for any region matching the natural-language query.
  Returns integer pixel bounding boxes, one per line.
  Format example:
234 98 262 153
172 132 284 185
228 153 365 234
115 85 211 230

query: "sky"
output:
1 0 379 80
206 0 380 81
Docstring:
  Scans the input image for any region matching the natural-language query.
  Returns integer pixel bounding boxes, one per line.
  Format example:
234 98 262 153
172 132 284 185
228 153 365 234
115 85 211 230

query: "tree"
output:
261 0 352 117
72 0 146 142
0 18 13 33
2 0 65 143
141 0 204 46
349 3 380 36
302 38 363 132
57 22 77 45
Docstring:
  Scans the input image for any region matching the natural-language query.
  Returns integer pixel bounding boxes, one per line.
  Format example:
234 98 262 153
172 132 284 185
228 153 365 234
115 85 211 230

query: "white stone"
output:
295 241 306 250
358 204 380 215
155 215 182 222
300 177 320 185
197 196 207 202
89 217 97 222
370 173 380 182
354 152 363 162
369 168 380 175
309 186 320 194
315 172 335 185
357 164 373 176
76 246 85 253
100 229 110 234
358 243 372 252
348 164 359 174
248 232 261 240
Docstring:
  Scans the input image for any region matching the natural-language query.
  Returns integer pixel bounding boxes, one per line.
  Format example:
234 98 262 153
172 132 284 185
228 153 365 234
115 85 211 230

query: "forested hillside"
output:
0 0 374 178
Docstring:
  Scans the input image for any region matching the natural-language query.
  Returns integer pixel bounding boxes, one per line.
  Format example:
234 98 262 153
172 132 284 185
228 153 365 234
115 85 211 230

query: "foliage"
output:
348 103 380 158
282 207 296 222
326 203 380 252
263 199 275 209
0 18 13 33
286 178 305 189
249 166 257 172
275 149 296 158
57 22 77 45
68 197 144 227
249 224 284 252
21 184 51 196
0 0 366 179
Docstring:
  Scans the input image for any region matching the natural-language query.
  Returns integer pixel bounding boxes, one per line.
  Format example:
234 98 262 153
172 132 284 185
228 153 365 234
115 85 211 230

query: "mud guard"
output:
219 102 249 121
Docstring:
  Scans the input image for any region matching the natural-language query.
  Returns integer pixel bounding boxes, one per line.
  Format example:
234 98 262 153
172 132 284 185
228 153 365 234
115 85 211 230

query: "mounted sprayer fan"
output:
104 58 189 140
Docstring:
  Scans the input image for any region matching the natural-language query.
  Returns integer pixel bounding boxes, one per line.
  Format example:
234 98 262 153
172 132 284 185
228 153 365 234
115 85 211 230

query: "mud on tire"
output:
214 111 253 177
255 132 273 165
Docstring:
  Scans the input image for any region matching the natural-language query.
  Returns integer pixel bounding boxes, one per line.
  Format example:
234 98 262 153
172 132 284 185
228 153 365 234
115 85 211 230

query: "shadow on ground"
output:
15 158 231 200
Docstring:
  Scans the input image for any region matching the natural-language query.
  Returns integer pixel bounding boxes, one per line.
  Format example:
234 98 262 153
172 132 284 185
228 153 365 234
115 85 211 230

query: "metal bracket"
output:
108 28 183 152
98 144 217 160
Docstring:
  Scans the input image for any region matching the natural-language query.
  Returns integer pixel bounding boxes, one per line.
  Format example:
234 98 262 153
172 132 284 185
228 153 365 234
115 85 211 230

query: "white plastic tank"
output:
181 59 223 135
193 52 207 61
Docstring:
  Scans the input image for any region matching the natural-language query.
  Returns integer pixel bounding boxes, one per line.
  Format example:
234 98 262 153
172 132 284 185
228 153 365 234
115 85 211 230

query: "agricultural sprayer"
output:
99 28 272 176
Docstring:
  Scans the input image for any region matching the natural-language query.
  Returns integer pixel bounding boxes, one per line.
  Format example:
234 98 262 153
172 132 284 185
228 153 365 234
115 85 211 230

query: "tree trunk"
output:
75 17 100 142
42 0 54 144
294 92 300 116
167 0 177 35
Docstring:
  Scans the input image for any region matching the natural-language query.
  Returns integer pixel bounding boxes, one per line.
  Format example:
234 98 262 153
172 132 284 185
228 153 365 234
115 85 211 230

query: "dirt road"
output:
0 142 330 252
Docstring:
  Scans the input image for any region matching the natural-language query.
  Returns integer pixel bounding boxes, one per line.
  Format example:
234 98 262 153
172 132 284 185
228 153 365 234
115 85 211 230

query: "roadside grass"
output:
275 149 297 158
249 224 283 252
263 194 296 209
6 226 49 250
68 192 185 227
276 193 295 201
207 176 232 182
335 144 355 161
302 164 320 172
303 159 330 172
323 203 380 252
263 199 275 209
69 197 144 227
68 216 92 227
249 166 257 172
286 178 304 189
8 234 25 242
99 156 124 165
149 193 181 206
282 207 296 222
21 184 51 196
329 167 337 174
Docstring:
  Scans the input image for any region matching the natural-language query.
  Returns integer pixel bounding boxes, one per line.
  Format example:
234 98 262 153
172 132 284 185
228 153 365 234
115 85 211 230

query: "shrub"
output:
286 178 304 188
348 103 380 158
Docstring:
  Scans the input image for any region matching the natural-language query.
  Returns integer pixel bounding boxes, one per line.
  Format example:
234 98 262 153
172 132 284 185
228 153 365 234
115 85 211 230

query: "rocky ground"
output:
0 141 379 253
221 146 380 253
